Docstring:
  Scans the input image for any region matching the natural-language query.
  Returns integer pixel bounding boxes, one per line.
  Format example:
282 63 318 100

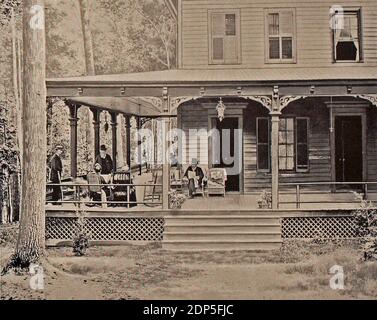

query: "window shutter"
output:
210 12 238 64
212 14 225 61
296 118 309 171
257 118 270 171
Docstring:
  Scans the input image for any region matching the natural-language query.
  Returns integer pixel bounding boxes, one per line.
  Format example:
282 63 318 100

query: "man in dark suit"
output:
49 145 63 205
95 145 113 183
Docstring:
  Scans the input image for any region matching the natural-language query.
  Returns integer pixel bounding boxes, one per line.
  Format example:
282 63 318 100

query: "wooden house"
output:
45 0 377 250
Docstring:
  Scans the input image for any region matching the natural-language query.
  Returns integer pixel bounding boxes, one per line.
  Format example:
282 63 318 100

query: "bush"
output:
72 206 91 256
257 190 272 209
352 193 377 261
169 190 186 209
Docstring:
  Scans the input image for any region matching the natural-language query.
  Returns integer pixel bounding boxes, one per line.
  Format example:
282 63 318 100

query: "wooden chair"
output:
143 168 163 206
86 172 103 204
207 168 227 197
113 172 137 207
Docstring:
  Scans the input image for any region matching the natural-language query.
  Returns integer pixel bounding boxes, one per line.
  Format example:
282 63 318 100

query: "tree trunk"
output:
78 0 95 75
78 0 95 170
15 0 47 266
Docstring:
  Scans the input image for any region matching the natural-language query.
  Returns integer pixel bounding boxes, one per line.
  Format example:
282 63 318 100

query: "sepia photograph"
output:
0 0 377 307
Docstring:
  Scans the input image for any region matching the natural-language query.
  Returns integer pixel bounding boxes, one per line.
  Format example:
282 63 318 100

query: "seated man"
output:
87 163 110 208
183 159 205 198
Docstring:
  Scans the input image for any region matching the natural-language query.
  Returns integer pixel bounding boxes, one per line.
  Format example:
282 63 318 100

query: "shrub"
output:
257 190 272 209
72 206 91 256
169 190 186 209
352 193 377 261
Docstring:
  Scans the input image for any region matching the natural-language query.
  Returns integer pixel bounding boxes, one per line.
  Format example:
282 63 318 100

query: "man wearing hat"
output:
49 145 64 205
95 145 113 184
183 158 205 198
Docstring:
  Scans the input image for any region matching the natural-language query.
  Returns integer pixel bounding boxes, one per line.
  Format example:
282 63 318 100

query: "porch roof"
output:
47 67 377 86
67 97 170 117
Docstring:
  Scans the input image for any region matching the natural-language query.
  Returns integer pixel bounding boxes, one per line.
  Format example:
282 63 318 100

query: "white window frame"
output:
332 9 363 63
264 8 297 64
208 9 242 65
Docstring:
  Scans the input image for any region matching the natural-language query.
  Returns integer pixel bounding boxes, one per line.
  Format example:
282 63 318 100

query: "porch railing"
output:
46 183 163 208
278 181 377 209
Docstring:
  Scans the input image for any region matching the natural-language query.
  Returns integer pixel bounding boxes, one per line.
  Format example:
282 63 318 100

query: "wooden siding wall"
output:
367 107 377 186
181 0 377 69
178 102 209 165
243 100 332 192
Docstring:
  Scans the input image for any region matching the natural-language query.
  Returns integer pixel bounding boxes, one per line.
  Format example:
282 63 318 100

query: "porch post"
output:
110 112 118 172
90 108 101 158
270 89 281 210
137 116 142 175
124 115 131 169
162 116 170 210
67 102 80 178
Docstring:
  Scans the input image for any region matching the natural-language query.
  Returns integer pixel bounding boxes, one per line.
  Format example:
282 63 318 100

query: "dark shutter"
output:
296 118 309 171
257 118 270 171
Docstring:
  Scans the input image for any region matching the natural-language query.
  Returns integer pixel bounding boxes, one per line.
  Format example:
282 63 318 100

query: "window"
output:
265 9 296 63
279 118 295 171
256 117 309 172
257 118 270 171
209 10 240 64
333 10 362 62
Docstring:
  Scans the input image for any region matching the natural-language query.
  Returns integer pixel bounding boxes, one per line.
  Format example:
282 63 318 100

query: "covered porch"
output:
46 67 377 212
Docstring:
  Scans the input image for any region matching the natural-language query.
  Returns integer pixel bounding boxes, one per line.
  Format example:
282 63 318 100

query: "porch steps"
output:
162 215 282 251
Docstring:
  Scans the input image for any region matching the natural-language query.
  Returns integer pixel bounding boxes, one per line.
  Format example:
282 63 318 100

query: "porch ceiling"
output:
67 97 173 117
47 67 377 99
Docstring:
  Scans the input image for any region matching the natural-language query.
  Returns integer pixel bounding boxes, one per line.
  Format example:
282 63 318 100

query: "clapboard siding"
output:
181 0 377 69
367 108 377 185
243 99 332 192
179 102 209 165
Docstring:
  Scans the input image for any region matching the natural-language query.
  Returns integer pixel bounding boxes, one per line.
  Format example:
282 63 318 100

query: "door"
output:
212 117 241 192
335 116 363 184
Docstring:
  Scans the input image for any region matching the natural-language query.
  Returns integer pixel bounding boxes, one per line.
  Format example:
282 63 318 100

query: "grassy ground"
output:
1 224 376 300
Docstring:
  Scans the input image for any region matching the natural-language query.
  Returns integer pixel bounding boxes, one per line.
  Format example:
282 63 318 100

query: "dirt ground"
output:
1 230 377 300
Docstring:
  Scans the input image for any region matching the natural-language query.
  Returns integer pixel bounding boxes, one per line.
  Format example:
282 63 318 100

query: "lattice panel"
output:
282 216 357 239
46 217 164 241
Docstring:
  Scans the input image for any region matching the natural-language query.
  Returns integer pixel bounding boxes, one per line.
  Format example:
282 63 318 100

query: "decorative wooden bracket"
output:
356 94 377 107
279 96 305 111
243 96 272 111
170 96 199 112
139 97 163 112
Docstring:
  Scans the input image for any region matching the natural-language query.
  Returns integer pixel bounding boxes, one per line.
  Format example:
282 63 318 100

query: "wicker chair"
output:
207 168 227 197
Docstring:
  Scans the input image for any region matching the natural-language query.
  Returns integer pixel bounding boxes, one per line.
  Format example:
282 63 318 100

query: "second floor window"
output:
333 10 362 62
266 9 296 63
209 10 241 64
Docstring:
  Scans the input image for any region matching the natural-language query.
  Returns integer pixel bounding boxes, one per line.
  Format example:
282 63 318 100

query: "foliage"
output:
73 205 91 256
0 0 21 25
0 223 18 247
95 0 176 73
0 100 19 173
257 189 272 209
352 192 377 261
169 190 186 209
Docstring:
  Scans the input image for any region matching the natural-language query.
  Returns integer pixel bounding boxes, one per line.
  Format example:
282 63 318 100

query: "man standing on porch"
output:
95 145 113 184
49 145 64 205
